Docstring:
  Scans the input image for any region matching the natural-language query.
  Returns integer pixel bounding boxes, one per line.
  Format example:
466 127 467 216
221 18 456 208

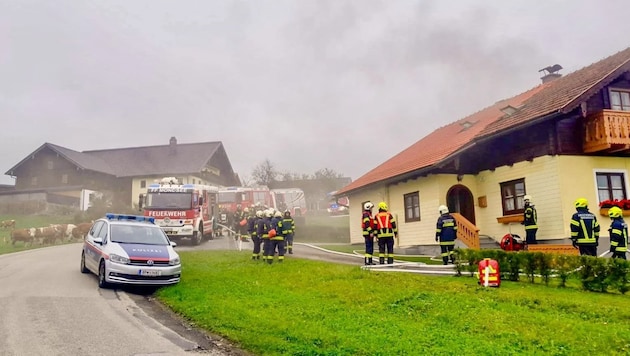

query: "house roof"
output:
6 140 226 178
337 47 630 196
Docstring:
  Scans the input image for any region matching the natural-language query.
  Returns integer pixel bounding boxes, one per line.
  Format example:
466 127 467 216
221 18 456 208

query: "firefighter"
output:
570 198 600 256
436 205 457 265
269 211 286 263
249 209 262 260
607 206 628 259
282 210 295 254
362 202 376 265
258 209 273 261
233 205 246 241
374 202 398 264
522 195 538 244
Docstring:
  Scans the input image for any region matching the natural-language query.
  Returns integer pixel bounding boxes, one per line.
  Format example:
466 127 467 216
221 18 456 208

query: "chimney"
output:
538 64 563 84
169 136 177 154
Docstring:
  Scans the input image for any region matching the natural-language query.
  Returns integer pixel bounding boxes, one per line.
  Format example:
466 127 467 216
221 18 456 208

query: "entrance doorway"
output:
446 184 475 225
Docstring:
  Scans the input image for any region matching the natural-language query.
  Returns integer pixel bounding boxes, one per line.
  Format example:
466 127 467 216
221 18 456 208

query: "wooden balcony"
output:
584 110 630 153
452 213 480 250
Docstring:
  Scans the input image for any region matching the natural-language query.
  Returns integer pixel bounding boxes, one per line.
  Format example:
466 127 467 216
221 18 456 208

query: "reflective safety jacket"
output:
570 208 600 245
436 213 458 244
281 217 295 236
257 217 271 239
270 217 284 240
374 211 397 238
523 205 538 230
247 215 257 236
362 211 374 237
609 218 628 253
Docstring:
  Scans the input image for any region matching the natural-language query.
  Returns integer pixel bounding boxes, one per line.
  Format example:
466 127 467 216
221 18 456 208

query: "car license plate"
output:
139 270 162 277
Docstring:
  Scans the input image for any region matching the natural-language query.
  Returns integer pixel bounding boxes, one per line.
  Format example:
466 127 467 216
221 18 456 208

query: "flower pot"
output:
599 208 630 217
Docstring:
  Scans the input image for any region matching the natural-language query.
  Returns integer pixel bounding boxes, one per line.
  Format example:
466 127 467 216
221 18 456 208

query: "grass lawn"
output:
157 250 630 356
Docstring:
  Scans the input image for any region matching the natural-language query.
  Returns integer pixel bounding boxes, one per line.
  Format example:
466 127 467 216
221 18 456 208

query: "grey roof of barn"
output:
5 140 225 178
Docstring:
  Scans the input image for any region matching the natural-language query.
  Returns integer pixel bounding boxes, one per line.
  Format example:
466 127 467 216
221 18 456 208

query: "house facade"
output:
337 47 630 250
2 137 240 212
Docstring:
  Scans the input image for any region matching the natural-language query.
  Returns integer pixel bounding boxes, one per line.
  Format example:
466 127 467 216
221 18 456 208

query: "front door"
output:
446 184 475 225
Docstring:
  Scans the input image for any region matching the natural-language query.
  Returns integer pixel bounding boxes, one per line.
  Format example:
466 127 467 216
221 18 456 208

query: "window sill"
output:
496 214 524 224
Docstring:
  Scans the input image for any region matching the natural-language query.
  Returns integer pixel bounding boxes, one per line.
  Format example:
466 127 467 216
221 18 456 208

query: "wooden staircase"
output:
451 213 481 249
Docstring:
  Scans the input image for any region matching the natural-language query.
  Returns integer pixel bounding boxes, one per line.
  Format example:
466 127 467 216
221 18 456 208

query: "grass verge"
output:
157 250 630 355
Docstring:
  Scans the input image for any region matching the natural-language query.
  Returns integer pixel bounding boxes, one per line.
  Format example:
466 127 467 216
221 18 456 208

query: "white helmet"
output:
256 210 263 218
524 195 532 204
274 211 282 218
363 202 374 211
265 209 273 218
438 205 449 214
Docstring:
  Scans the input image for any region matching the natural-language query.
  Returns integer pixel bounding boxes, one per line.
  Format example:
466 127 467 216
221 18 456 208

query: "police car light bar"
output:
105 213 155 224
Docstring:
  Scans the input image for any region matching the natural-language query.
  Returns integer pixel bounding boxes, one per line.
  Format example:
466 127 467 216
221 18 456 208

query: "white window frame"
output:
608 88 630 111
593 168 629 204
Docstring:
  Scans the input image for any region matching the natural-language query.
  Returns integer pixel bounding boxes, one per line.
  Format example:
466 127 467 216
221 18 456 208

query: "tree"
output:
251 159 278 186
313 168 343 179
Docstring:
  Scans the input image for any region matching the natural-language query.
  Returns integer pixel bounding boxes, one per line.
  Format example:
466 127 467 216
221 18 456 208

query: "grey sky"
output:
2 0 629 185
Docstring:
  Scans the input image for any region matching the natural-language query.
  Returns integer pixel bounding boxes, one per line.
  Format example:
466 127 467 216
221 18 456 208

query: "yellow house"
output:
337 47 630 251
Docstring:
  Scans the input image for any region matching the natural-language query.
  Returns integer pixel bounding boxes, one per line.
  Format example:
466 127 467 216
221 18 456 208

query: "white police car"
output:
80 213 181 288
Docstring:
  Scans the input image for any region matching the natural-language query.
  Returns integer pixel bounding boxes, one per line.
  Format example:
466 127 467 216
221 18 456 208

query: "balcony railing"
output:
584 110 630 153
451 213 480 250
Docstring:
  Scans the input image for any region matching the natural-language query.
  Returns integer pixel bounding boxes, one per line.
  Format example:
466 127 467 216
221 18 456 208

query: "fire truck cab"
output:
141 177 219 245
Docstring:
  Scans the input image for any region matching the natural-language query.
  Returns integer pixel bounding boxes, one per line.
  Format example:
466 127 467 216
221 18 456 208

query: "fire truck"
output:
141 177 219 245
270 188 307 216
218 186 274 212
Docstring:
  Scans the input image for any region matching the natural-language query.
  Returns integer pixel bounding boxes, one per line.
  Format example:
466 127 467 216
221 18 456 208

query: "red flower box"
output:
598 199 630 210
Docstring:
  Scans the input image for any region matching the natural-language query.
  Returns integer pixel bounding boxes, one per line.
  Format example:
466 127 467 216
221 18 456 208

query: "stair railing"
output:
451 213 480 250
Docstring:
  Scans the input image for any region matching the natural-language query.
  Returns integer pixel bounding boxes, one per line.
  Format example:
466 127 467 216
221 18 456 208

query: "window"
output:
47 160 54 169
500 179 526 215
596 172 627 201
609 89 630 111
61 174 68 184
403 192 420 222
140 180 146 188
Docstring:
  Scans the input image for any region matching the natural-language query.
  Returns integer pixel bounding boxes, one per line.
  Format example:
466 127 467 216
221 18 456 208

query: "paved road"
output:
0 242 235 355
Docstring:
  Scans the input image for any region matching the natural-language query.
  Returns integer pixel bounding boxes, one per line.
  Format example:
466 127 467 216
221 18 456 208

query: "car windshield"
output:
110 224 170 245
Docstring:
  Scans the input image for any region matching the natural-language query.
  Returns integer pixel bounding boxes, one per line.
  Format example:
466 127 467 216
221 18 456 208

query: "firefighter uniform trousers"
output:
362 211 374 265
249 216 261 259
269 237 285 264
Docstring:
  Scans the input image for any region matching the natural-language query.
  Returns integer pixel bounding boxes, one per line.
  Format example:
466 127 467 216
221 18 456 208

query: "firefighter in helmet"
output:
522 195 538 244
258 209 273 261
607 206 628 259
362 202 375 265
268 211 285 263
435 205 457 265
570 198 600 256
374 202 398 264
282 210 295 254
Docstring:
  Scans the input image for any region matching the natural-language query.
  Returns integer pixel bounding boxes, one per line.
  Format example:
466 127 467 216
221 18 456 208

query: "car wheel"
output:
80 251 89 274
98 260 109 288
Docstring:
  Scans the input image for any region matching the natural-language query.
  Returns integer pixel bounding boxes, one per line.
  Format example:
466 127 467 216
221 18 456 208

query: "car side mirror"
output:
170 241 177 248
93 237 103 245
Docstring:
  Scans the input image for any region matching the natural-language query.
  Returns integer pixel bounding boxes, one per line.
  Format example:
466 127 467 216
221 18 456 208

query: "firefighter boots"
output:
379 257 385 264
387 257 394 264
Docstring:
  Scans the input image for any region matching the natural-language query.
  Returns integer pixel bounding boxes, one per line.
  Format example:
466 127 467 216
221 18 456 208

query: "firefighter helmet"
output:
438 205 449 214
575 198 588 208
244 207 250 213
378 202 388 211
608 206 623 218
524 195 532 204
363 202 374 211
274 211 282 218
265 209 273 218
256 210 263 218
284 210 291 217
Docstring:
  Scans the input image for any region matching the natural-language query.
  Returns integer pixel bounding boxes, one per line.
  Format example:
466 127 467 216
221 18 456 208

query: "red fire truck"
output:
218 186 274 212
270 188 307 217
141 177 219 245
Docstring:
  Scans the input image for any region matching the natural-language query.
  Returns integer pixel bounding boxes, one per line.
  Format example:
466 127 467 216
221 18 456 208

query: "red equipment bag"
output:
268 229 277 238
478 258 500 287
500 233 525 251
239 218 247 226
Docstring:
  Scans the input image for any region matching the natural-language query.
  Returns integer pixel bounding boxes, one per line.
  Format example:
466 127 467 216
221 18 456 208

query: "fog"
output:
2 0 629 185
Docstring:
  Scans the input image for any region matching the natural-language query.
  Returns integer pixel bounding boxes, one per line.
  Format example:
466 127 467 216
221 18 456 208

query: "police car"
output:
80 213 181 288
